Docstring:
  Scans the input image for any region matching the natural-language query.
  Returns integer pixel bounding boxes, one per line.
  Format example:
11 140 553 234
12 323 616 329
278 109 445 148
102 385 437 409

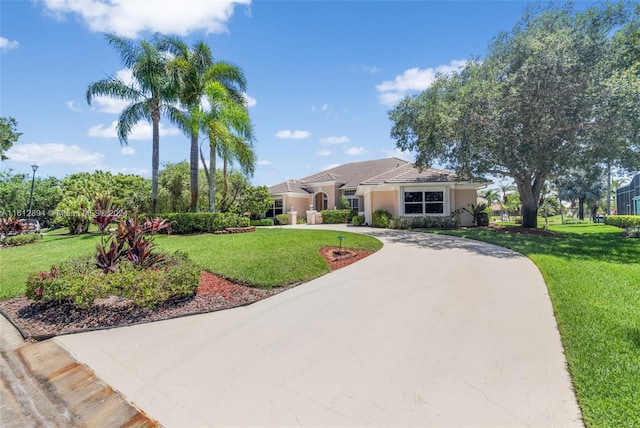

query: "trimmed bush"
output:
250 218 274 227
371 209 392 228
390 215 459 230
161 212 250 234
320 209 353 224
352 215 366 226
25 251 201 308
275 213 289 225
605 215 640 229
1 233 40 247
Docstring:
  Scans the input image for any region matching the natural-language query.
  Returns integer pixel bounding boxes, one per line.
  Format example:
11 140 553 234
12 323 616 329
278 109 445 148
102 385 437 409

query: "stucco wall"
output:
452 188 478 226
285 196 312 219
371 190 398 216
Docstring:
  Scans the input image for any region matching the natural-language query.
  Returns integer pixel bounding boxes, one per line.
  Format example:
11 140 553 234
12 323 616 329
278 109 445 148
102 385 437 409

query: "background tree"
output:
240 186 272 219
389 3 640 228
0 171 63 227
201 81 254 212
0 117 21 161
87 33 180 214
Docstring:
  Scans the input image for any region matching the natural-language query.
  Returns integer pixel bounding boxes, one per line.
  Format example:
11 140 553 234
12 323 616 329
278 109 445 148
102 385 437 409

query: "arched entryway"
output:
313 192 328 211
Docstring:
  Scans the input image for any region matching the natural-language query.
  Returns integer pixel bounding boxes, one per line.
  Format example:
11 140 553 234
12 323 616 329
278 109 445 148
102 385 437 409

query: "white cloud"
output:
110 167 149 176
257 160 271 166
276 130 311 140
66 100 82 112
383 148 413 161
320 136 349 145
361 65 381 74
121 146 136 155
376 59 467 106
42 0 250 38
316 149 331 156
242 93 257 107
88 120 180 140
0 37 19 52
6 143 106 168
321 103 329 112
346 147 366 156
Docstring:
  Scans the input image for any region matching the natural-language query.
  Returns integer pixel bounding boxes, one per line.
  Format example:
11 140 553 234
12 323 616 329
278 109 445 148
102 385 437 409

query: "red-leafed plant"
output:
94 212 171 273
0 217 25 236
93 196 123 240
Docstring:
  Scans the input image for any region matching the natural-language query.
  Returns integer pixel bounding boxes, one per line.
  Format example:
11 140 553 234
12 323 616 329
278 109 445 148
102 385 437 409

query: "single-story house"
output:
267 157 490 226
616 172 640 215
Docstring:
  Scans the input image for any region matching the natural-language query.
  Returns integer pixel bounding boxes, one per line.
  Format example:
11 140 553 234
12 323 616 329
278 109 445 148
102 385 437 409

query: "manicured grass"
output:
0 228 382 299
430 224 640 428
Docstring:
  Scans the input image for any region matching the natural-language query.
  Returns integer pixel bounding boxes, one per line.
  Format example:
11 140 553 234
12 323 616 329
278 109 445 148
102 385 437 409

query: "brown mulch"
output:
0 247 373 340
488 224 565 237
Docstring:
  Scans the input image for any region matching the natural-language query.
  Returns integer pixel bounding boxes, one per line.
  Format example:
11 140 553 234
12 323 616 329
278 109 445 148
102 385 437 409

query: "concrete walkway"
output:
55 226 583 427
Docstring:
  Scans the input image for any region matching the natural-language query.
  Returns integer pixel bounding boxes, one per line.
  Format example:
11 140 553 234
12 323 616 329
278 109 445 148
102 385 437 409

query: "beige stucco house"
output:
267 157 490 227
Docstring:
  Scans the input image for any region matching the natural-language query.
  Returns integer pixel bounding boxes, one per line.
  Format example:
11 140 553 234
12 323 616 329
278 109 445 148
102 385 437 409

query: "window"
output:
265 199 283 218
343 189 360 211
403 190 444 215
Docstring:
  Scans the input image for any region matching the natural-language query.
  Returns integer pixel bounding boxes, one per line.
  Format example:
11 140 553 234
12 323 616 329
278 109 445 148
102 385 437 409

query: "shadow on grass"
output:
359 227 639 266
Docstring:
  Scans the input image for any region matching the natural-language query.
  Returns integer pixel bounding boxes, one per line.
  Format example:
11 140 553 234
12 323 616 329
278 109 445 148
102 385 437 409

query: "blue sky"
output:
1 0 535 187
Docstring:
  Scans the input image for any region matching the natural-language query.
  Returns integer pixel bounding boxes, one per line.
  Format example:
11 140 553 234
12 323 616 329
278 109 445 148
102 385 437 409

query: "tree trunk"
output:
190 132 199 212
208 137 216 213
516 174 545 228
578 197 585 220
151 112 160 214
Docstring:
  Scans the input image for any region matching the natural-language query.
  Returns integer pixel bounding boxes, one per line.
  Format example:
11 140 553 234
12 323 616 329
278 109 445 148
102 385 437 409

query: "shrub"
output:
250 218 274 227
161 212 250 234
390 216 459 230
339 195 350 210
371 209 392 228
1 233 40 247
605 215 640 229
297 218 307 224
25 251 201 308
320 209 352 224
275 213 289 225
352 215 366 226
0 217 24 236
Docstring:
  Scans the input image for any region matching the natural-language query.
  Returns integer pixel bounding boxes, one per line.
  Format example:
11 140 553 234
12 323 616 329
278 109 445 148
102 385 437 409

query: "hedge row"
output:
320 209 355 224
604 215 640 229
390 215 459 230
0 233 41 247
250 218 275 227
161 212 250 234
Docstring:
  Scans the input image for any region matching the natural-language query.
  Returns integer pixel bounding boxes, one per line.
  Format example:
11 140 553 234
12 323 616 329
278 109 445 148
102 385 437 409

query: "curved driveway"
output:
56 226 582 427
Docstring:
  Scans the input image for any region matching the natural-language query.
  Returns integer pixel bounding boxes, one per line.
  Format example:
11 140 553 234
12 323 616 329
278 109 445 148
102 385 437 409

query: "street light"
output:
26 164 38 232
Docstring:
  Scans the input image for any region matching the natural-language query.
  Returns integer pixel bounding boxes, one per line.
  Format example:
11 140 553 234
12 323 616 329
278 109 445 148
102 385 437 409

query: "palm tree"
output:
86 33 179 214
220 134 256 204
163 37 249 212
201 81 254 212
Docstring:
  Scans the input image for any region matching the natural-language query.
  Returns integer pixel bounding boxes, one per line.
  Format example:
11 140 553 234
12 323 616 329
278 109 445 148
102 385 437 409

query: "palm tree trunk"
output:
190 132 199 212
151 112 160 214
208 137 216 212
223 153 229 208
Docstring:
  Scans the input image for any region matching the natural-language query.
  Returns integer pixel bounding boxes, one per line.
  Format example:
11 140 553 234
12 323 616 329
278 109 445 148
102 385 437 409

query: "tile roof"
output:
268 157 485 194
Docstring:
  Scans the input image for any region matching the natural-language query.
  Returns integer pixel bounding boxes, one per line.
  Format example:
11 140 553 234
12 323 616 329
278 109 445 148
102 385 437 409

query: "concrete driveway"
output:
56 227 582 427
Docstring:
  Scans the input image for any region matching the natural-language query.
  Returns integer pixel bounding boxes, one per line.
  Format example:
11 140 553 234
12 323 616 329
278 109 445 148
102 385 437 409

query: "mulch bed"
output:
488 224 565 237
0 246 372 341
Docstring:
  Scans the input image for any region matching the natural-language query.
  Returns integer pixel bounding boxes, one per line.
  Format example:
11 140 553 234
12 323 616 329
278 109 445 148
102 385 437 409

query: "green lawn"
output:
431 224 640 428
0 228 382 299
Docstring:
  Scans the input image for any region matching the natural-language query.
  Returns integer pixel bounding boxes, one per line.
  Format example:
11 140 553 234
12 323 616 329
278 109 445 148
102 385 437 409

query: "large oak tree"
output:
389 3 640 228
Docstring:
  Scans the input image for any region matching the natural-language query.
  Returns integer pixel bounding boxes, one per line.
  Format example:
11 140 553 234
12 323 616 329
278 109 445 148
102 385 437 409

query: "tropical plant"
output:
201 80 254 212
240 186 272 219
558 169 606 220
86 33 180 214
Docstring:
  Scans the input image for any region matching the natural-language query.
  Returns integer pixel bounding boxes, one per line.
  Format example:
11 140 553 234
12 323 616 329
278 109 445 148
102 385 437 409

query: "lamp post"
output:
26 164 38 232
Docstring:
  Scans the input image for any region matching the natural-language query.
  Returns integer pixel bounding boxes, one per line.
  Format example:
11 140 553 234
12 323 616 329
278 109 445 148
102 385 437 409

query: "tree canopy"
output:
0 117 21 161
389 2 640 228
